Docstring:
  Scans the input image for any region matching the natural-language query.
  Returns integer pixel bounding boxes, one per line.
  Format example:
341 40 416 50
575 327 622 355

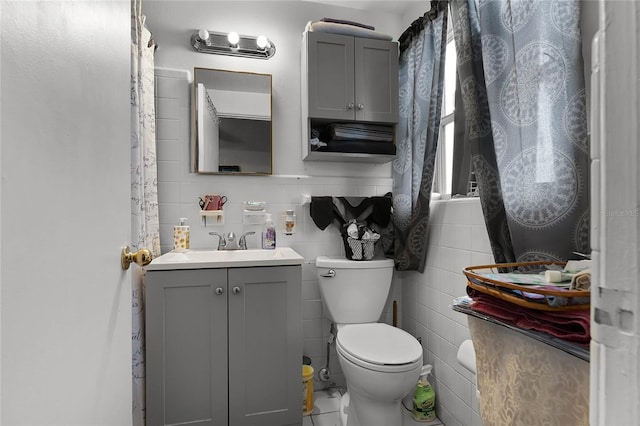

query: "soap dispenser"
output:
173 218 190 252
262 213 276 249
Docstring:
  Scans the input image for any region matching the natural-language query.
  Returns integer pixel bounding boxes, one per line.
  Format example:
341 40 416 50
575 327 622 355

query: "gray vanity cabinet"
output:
146 265 302 426
304 31 399 123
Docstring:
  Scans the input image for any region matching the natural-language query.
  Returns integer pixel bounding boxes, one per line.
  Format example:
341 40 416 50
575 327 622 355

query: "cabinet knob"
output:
215 287 224 295
357 103 364 110
347 102 354 110
232 286 241 294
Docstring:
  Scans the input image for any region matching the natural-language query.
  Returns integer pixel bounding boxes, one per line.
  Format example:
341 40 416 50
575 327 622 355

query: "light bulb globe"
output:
256 35 268 49
227 32 240 46
198 29 210 42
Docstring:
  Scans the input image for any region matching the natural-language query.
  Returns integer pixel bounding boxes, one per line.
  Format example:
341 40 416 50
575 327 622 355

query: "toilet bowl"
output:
336 323 422 426
316 256 423 426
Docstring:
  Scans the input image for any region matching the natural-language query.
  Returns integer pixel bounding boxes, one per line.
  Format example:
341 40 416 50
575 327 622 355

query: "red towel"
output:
469 292 590 345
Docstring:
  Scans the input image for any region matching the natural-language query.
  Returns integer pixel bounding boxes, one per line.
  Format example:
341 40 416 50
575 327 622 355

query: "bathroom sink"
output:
145 247 304 270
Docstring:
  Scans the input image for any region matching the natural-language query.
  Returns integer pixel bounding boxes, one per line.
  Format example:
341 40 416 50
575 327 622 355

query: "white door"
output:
591 1 640 425
1 1 132 423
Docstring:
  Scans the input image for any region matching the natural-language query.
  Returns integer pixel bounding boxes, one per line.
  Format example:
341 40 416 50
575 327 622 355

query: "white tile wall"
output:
155 69 490 422
155 68 398 392
402 198 494 426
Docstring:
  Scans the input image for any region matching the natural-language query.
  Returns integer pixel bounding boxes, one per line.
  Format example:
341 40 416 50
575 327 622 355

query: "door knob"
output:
121 246 152 270
232 286 241 294
215 287 224 295
347 102 355 109
357 103 364 110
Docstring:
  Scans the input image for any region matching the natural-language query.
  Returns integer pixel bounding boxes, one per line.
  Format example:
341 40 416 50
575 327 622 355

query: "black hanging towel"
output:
336 197 392 227
309 195 392 230
310 196 345 230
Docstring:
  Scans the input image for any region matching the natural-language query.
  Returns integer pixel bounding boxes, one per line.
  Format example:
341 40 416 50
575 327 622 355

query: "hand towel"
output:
467 289 590 345
310 196 335 230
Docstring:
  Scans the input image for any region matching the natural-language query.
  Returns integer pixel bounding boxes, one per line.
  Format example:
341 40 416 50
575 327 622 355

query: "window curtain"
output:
393 2 449 272
132 0 160 424
450 0 589 263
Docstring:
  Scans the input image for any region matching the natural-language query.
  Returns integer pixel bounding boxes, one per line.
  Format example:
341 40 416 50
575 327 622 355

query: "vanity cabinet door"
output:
228 266 303 426
146 266 303 426
146 269 229 426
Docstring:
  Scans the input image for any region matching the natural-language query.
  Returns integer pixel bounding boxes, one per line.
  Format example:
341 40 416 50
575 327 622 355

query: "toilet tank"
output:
316 256 394 324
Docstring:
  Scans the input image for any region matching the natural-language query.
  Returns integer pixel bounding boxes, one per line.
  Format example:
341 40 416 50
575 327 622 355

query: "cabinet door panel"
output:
308 32 355 120
228 266 302 426
146 269 228 426
355 37 399 123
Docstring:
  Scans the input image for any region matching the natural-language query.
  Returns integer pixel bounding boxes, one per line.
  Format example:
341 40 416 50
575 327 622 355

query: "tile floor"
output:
303 389 444 426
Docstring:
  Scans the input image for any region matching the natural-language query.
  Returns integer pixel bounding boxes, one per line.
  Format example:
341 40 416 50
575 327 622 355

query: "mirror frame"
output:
192 67 273 175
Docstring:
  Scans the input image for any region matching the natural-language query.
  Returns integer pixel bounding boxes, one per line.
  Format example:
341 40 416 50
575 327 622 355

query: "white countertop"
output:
145 247 305 271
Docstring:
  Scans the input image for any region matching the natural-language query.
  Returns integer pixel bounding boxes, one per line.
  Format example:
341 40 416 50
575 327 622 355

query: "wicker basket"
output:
463 261 590 311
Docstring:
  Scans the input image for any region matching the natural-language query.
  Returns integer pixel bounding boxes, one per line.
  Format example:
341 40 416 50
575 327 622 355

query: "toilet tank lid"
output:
316 256 394 269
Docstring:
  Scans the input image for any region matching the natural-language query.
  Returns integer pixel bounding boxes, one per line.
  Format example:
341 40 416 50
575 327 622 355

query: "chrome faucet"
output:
209 231 255 250
238 232 255 250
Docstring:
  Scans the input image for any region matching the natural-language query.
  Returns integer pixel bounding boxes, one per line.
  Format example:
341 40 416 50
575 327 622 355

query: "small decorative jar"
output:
281 209 296 235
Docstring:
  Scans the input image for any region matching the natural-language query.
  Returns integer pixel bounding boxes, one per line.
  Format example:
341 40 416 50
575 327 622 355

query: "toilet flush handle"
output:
320 269 336 278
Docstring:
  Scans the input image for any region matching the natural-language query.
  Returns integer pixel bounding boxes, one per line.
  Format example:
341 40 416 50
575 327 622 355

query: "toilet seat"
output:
336 323 422 373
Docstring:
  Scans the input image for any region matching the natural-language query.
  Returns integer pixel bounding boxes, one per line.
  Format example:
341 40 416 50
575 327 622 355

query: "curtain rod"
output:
399 0 448 54
424 0 448 22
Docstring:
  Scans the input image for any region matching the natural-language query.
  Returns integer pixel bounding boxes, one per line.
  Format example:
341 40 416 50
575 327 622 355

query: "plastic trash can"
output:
302 365 314 416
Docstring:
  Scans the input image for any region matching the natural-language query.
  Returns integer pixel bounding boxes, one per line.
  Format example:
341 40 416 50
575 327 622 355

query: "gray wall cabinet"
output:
305 31 399 123
146 265 303 426
301 31 399 162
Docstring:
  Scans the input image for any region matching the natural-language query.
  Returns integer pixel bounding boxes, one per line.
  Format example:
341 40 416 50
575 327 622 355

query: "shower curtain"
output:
450 0 589 262
393 2 448 272
132 0 160 424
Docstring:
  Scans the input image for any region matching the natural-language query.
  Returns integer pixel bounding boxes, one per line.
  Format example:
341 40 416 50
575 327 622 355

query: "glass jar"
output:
282 209 296 235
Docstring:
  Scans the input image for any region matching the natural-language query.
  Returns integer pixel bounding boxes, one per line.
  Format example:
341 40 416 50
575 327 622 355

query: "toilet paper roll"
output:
457 339 477 374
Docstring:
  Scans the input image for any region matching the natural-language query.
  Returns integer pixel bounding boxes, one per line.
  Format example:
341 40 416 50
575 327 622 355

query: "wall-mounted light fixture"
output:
191 29 276 59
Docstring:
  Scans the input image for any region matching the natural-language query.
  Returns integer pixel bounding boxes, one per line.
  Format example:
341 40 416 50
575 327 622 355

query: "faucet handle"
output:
239 231 256 250
209 232 226 250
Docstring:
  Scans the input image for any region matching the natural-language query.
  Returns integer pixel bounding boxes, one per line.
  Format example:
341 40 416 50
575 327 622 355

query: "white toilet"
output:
316 256 423 426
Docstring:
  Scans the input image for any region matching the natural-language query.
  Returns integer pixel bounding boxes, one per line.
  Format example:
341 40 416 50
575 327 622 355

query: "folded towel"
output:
467 290 590 345
570 270 591 291
329 123 394 142
321 17 375 31
316 140 397 155
308 21 393 41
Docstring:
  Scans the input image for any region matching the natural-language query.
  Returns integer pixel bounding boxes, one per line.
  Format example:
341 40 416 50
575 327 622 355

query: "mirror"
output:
193 68 272 174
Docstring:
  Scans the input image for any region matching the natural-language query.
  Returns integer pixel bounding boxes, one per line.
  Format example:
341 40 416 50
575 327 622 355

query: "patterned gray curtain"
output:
393 2 448 272
132 0 160 423
450 0 589 263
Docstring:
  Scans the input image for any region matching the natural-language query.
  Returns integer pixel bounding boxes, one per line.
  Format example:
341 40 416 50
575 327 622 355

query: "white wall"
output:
146 0 411 392
145 0 409 178
400 199 492 426
590 1 640 424
156 66 401 389
146 1 600 423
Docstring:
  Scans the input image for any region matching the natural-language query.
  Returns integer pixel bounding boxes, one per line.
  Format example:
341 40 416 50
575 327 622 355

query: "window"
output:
432 19 457 196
